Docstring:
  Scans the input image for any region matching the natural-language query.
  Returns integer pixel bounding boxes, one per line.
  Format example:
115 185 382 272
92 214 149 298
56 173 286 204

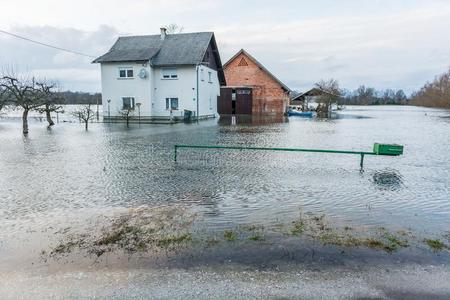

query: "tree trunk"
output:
22 109 29 135
46 105 55 126
85 120 89 131
126 116 129 127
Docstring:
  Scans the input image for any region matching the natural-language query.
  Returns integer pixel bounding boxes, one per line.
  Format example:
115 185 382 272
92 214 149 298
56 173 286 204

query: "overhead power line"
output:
0 29 97 58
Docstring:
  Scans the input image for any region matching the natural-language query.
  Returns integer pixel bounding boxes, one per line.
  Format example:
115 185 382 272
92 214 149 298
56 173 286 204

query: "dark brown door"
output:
236 88 252 115
218 88 232 114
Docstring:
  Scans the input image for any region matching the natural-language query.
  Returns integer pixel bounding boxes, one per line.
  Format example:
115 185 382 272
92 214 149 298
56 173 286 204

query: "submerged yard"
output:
1 105 450 298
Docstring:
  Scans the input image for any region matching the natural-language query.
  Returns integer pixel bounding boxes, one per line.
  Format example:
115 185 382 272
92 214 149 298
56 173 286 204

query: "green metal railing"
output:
173 144 396 168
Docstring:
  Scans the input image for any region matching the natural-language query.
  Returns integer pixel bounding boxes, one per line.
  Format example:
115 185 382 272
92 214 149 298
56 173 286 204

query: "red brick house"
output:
218 49 290 115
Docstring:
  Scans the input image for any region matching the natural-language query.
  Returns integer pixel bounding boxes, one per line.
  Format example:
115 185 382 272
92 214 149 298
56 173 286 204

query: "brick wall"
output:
224 52 289 115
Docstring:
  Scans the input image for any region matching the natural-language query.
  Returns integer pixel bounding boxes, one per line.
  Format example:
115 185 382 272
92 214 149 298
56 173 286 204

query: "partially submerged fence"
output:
173 143 403 168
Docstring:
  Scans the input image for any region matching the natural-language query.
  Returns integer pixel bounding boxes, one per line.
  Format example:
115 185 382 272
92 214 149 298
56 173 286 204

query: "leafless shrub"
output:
118 107 134 127
72 104 95 130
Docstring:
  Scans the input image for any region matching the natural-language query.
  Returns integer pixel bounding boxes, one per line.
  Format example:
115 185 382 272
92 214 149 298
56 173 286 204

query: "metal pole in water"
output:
174 145 178 162
96 96 99 121
107 99 111 123
360 153 365 169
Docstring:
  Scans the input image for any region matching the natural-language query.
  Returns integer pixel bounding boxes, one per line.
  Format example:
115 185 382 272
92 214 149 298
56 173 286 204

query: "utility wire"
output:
0 29 97 58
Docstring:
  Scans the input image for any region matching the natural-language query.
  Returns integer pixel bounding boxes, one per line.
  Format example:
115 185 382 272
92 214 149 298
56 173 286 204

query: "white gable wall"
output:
151 66 196 118
152 65 219 118
197 66 220 118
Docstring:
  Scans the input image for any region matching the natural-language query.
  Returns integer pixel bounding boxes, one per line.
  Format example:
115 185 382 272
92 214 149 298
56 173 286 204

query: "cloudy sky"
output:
1 0 450 94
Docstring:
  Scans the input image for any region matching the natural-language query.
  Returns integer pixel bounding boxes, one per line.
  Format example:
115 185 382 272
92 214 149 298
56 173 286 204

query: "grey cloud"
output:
0 25 121 92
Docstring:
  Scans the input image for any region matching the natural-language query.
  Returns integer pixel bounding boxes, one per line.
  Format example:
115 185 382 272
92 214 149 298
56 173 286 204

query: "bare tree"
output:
34 81 64 126
165 23 184 34
411 68 450 108
314 79 341 116
72 104 95 130
0 84 7 113
118 107 134 127
0 75 44 134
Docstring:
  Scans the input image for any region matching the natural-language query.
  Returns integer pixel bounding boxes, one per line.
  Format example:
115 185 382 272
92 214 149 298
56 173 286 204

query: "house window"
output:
122 97 135 109
119 67 133 78
165 98 179 110
201 69 204 81
232 89 237 101
162 68 178 79
208 71 212 83
209 96 212 110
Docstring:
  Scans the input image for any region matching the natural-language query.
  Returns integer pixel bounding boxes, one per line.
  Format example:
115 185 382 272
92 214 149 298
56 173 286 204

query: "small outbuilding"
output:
291 88 338 111
218 49 290 116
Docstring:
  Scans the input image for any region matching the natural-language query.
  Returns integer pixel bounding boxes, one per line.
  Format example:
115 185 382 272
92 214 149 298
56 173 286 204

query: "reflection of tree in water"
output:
372 169 404 191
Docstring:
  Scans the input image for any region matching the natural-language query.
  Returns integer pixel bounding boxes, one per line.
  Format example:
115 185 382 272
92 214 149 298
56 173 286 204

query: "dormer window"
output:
119 67 133 78
162 68 178 79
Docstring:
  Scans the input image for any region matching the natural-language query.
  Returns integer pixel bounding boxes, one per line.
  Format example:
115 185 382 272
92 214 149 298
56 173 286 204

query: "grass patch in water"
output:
155 233 192 247
49 206 196 258
224 230 237 241
318 232 362 247
291 219 306 236
48 208 450 261
424 239 446 251
360 228 409 253
318 230 409 253
248 233 265 241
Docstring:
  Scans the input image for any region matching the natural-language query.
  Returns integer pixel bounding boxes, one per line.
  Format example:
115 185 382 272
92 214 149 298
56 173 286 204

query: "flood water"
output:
1 105 450 270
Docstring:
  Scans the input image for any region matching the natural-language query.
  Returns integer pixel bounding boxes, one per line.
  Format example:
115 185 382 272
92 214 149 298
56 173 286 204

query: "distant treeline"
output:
58 91 102 105
410 68 450 108
340 86 408 106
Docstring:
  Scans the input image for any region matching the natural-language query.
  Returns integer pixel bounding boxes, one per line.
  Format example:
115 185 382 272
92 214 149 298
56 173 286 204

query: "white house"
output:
93 28 226 122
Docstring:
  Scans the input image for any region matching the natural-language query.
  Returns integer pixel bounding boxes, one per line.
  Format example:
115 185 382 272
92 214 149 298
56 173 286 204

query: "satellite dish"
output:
138 68 148 79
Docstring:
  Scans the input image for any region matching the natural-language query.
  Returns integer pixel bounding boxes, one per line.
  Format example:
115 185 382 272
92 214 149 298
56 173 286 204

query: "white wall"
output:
152 65 219 118
197 65 220 118
100 62 219 118
101 62 152 117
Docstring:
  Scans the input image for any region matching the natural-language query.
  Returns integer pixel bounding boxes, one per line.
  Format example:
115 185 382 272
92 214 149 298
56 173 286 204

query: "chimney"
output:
160 27 167 40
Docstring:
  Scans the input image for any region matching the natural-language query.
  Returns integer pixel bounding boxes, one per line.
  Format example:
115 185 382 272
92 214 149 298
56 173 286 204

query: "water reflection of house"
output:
218 49 290 116
291 88 338 111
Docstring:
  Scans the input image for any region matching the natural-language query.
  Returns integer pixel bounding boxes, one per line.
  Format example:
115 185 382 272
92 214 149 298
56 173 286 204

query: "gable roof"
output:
223 49 291 92
93 31 226 85
292 88 338 101
93 32 213 66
